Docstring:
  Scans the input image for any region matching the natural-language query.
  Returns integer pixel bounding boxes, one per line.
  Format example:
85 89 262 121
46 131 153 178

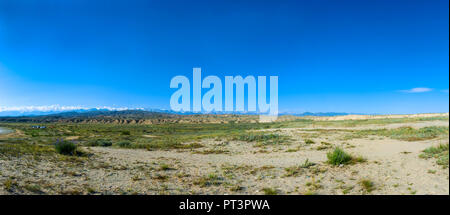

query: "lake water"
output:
0 127 12 135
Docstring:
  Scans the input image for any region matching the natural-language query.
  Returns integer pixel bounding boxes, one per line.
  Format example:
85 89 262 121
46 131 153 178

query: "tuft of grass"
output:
299 158 316 168
284 159 316 177
316 142 332 150
304 177 322 194
316 142 332 151
284 166 302 177
342 186 354 194
3 179 18 192
352 156 367 163
304 139 315 144
194 149 229 154
422 144 449 155
360 179 375 193
285 148 299 152
427 169 436 174
419 144 449 168
305 179 322 189
303 191 317 195
131 174 142 181
327 147 366 166
86 187 97 194
262 187 278 195
24 184 43 194
159 163 175 171
327 147 352 165
153 174 169 181
194 173 222 187
229 185 244 192
55 140 77 155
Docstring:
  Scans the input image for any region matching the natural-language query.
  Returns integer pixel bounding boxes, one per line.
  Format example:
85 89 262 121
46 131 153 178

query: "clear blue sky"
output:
0 0 448 114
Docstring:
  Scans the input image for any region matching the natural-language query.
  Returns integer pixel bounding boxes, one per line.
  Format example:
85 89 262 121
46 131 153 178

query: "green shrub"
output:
305 139 315 144
55 140 77 155
420 144 449 168
159 163 175 171
24 184 43 194
360 179 375 193
262 187 278 195
422 143 449 155
352 156 367 163
284 166 302 177
121 131 131 135
327 147 352 165
89 139 113 147
194 173 222 187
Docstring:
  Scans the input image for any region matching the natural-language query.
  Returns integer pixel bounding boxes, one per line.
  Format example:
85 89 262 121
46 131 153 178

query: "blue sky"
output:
0 0 448 114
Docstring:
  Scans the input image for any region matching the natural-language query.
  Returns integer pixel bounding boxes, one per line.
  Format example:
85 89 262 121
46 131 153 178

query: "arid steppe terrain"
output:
0 112 448 195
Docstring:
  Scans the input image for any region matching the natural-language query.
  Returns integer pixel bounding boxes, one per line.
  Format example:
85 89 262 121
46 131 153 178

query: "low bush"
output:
360 179 375 193
420 144 449 168
305 139 315 144
121 131 131 135
327 147 352 165
88 139 113 147
55 140 77 155
262 187 278 195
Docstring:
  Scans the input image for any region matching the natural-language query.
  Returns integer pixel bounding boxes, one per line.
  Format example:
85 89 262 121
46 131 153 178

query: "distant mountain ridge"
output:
0 110 172 123
0 108 353 117
0 108 129 117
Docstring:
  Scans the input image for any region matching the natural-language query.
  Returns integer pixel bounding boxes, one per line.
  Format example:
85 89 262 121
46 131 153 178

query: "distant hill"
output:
289 112 351 117
0 109 358 124
0 109 261 124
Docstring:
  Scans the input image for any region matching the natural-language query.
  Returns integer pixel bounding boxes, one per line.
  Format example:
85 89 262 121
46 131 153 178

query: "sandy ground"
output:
312 113 449 121
0 119 448 195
